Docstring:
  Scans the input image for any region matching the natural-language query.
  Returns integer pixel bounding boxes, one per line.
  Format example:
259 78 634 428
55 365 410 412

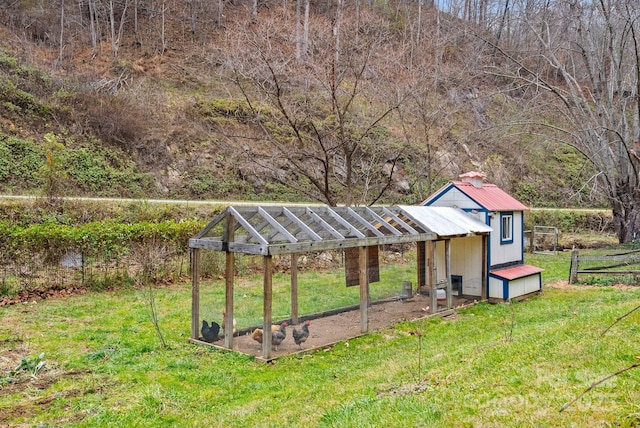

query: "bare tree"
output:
57 0 65 64
218 16 410 206
131 241 172 349
483 0 640 242
295 0 311 61
108 0 129 58
88 0 99 55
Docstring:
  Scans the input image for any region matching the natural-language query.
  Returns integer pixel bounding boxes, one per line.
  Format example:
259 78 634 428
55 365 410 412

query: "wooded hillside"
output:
0 1 617 209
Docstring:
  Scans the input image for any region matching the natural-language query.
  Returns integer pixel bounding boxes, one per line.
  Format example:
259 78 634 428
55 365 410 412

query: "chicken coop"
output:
422 171 544 301
189 205 491 361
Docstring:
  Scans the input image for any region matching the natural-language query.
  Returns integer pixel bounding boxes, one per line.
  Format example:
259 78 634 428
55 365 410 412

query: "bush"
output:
0 135 43 191
525 209 614 234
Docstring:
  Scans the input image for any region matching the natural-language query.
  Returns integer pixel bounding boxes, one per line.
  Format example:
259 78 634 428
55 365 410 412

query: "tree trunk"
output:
613 181 640 243
295 0 301 59
486 0 640 243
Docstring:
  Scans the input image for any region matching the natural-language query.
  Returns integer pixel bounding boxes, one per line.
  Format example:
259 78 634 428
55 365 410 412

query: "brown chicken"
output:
251 323 284 344
221 311 236 335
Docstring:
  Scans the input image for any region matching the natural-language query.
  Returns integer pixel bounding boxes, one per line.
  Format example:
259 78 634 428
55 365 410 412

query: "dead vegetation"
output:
0 1 607 206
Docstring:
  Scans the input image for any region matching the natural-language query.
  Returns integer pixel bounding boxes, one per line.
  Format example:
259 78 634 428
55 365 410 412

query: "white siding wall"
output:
428 187 483 210
489 211 523 266
489 274 541 300
450 236 483 297
488 276 504 299
509 275 542 299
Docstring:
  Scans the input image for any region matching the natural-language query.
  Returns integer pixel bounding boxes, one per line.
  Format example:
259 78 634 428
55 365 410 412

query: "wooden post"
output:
569 249 579 284
417 241 425 291
445 239 452 309
481 234 488 300
191 248 200 340
263 255 273 359
429 241 437 314
529 229 534 251
291 253 299 325
359 246 369 333
224 215 235 349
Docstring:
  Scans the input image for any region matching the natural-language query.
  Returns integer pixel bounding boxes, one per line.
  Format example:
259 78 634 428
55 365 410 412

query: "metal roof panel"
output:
449 181 529 211
397 206 492 238
490 264 543 280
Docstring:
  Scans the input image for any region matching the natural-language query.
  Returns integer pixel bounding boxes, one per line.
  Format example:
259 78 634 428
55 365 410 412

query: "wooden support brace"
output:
291 253 299 325
359 246 369 333
191 248 200 340
262 255 273 359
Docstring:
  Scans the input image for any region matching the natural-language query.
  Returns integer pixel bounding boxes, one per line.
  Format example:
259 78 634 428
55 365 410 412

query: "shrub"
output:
525 209 614 234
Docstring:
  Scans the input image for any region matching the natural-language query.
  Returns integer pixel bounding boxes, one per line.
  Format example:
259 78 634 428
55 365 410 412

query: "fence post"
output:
569 249 579 284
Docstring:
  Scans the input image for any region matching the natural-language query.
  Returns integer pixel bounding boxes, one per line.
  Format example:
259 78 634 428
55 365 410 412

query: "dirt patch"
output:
0 285 90 307
197 292 476 360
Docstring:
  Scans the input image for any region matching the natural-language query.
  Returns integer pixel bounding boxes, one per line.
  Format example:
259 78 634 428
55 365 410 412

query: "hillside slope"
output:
0 1 603 207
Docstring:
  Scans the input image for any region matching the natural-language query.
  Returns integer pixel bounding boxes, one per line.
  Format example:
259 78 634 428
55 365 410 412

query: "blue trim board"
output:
520 213 525 261
500 211 514 244
423 183 488 213
461 207 490 217
502 278 509 300
487 222 491 297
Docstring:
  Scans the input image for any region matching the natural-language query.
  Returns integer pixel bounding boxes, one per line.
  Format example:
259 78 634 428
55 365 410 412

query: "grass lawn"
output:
2 250 640 427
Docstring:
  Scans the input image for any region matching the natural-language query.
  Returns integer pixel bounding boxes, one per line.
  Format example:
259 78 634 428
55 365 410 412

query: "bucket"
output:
401 280 412 297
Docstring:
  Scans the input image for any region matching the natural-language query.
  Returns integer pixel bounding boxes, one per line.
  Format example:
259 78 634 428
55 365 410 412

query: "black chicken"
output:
201 320 220 343
292 320 311 349
271 321 288 351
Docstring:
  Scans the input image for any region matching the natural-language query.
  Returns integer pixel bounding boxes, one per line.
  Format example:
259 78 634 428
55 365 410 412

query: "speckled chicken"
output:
292 320 311 349
271 321 288 351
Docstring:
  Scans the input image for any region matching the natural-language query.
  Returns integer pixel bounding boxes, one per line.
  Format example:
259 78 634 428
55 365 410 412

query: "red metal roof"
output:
490 264 543 280
451 181 529 211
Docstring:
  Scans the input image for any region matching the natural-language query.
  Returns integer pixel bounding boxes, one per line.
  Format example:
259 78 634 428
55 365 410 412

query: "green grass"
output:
2 251 640 427
526 251 572 282
199 253 418 328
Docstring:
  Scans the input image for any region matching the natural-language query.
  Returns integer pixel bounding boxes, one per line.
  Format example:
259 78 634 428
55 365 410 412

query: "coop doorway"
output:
452 275 462 296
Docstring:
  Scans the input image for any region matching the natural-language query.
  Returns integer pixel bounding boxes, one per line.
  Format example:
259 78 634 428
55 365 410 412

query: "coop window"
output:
500 212 513 244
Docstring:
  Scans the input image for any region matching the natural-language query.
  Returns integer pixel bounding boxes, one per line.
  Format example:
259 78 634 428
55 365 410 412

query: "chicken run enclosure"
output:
189 205 490 361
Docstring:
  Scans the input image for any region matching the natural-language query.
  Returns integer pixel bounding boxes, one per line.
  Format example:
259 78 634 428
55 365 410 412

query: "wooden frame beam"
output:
228 207 269 246
262 255 273 359
191 248 200 340
359 246 369 333
324 207 365 238
381 207 419 234
224 215 235 349
291 253 299 324
429 241 437 315
309 207 350 239
283 207 323 241
347 207 385 237
365 207 403 236
258 207 298 243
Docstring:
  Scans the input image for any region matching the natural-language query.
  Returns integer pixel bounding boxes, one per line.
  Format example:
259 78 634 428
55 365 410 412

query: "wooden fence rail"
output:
569 249 640 284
